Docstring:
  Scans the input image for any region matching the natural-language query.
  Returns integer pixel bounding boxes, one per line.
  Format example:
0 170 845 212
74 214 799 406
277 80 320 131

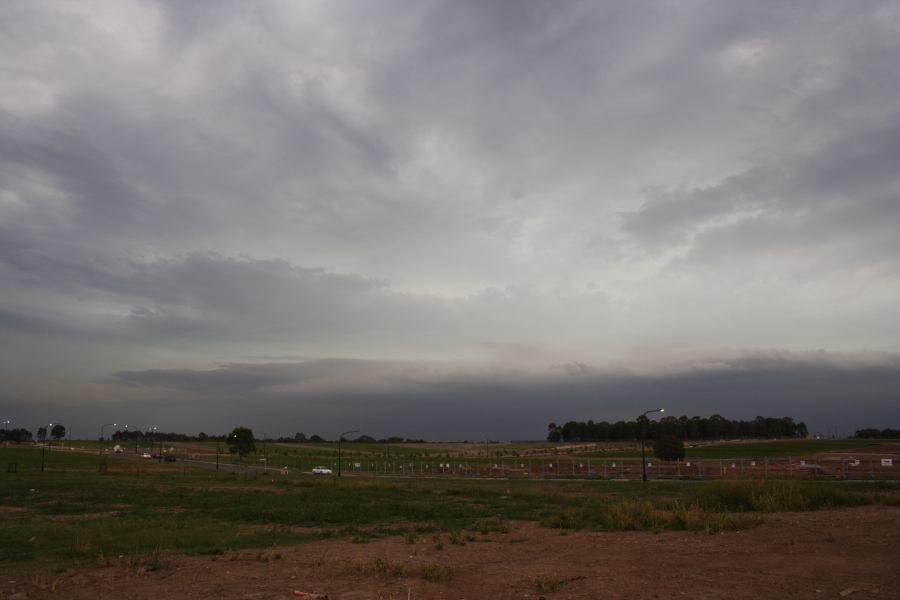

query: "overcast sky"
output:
2 1 899 440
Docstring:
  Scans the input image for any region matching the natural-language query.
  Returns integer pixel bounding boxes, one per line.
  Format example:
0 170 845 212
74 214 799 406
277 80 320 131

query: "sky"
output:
2 0 899 440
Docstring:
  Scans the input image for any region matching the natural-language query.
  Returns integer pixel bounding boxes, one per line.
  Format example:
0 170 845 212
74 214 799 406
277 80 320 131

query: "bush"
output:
654 434 685 461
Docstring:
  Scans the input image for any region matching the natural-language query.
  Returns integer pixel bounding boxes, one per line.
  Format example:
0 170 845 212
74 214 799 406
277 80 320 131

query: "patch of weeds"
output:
448 530 466 545
256 549 282 562
146 547 172 572
374 557 404 578
123 547 173 572
476 517 510 535
96 549 110 567
404 531 417 545
421 562 453 583
351 536 368 544
534 575 567 593
431 534 444 551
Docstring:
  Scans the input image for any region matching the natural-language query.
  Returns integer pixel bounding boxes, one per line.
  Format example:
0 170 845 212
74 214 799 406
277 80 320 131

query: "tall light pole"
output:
99 423 116 471
41 422 52 473
640 409 664 483
99 423 116 457
1 419 9 444
337 430 359 477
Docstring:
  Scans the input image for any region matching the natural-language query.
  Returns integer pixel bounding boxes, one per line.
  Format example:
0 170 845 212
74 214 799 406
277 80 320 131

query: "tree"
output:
294 432 308 442
51 424 66 440
546 422 561 443
37 427 47 441
226 427 256 457
653 434 685 461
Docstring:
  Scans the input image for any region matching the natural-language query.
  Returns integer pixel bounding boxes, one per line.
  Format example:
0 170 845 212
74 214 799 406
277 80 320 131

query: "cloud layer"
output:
2 1 899 437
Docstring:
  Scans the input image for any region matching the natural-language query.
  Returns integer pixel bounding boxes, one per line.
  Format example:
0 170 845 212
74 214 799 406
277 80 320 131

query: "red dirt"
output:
4 506 898 600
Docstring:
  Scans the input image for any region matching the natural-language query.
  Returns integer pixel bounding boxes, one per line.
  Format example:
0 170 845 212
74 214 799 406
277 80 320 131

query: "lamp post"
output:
1 419 9 445
99 423 116 471
41 423 52 472
146 426 158 459
337 430 359 477
640 409 664 483
99 423 116 457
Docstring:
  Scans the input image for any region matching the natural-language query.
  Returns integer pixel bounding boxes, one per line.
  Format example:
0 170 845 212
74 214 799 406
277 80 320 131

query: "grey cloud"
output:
2 1 900 434
94 350 900 440
621 117 900 275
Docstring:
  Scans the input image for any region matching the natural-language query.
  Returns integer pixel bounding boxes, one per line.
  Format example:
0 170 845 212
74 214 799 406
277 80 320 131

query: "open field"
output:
6 506 899 600
3 443 900 598
9 438 900 482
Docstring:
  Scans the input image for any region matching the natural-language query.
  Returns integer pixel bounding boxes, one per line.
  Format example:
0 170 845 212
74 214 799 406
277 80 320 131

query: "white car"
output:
311 465 332 475
140 453 152 459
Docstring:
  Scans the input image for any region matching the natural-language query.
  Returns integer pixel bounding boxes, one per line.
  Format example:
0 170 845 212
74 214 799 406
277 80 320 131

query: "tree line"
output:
0 427 428 444
854 428 900 439
0 428 34 443
547 414 808 442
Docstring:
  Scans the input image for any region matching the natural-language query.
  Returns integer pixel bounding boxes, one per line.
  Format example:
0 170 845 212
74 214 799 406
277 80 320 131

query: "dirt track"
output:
6 506 899 600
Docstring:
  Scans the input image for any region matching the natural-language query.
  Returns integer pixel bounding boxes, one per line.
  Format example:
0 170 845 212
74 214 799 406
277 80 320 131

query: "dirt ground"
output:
5 506 899 600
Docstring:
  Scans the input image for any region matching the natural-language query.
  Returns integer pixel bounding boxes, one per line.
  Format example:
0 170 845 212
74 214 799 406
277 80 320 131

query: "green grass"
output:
685 439 884 458
2 446 898 576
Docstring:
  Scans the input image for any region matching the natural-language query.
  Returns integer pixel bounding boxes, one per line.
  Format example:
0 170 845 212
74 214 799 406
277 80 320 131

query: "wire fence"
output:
201 454 899 481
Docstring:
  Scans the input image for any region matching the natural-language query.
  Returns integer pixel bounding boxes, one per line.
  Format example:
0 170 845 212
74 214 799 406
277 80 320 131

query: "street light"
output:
99 423 116 456
143 426 157 459
99 423 116 471
41 422 52 473
337 430 359 477
639 409 664 483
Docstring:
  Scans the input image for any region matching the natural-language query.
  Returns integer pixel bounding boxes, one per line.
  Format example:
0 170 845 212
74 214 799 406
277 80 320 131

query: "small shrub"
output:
535 575 566 593
256 550 282 562
144 547 172 571
404 531 417 545
374 557 404 578
421 562 453 583
476 517 510 535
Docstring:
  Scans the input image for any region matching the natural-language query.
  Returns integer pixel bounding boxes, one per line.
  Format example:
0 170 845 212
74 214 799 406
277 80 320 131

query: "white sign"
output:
685 461 691 467
851 459 860 466
881 459 893 467
750 461 756 467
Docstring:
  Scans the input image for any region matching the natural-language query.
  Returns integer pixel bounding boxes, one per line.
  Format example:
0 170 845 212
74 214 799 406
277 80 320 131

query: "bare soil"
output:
5 506 898 600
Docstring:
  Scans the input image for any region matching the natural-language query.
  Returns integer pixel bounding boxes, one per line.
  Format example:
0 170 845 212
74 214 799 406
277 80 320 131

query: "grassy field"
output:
684 439 888 458
2 445 899 578
42 437 893 464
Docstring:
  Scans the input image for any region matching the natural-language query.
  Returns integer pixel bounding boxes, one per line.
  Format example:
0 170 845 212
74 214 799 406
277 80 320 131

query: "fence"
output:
219 454 899 481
